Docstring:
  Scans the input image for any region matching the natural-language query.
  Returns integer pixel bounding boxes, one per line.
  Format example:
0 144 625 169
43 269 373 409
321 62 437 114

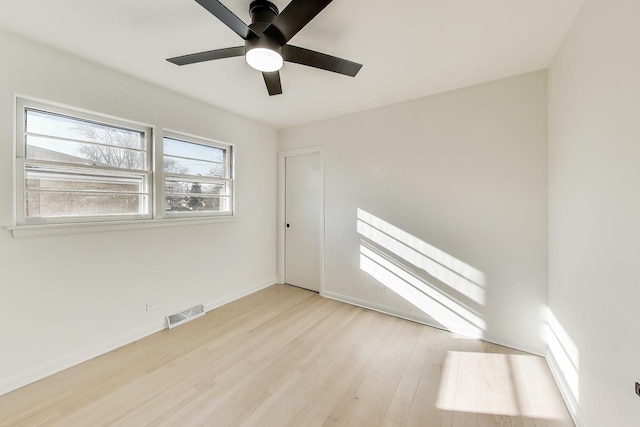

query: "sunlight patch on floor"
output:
436 351 570 420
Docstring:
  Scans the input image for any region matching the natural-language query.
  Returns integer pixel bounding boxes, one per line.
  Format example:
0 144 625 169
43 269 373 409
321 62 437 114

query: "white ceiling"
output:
0 0 582 129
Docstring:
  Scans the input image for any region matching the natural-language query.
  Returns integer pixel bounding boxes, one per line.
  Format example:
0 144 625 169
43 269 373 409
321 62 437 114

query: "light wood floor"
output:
0 285 574 427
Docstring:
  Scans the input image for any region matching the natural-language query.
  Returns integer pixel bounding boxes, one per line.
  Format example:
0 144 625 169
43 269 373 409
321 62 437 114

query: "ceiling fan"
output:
167 0 363 96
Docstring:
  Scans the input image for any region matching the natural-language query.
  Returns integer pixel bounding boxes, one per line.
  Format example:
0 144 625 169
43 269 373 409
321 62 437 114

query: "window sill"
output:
8 216 237 239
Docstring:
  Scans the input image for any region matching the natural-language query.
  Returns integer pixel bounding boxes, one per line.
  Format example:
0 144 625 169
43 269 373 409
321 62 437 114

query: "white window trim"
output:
15 96 154 225
10 95 237 238
162 129 236 219
7 216 238 239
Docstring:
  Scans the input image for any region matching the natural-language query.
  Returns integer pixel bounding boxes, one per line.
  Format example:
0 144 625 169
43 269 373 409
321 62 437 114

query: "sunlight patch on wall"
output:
436 351 569 420
357 208 485 305
547 309 580 402
360 243 485 338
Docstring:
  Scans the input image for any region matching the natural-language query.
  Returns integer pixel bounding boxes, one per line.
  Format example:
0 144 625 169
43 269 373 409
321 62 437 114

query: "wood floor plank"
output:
0 285 575 427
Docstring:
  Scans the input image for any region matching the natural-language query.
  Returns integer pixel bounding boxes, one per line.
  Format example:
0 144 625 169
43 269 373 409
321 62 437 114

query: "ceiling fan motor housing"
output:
249 0 279 26
246 0 283 55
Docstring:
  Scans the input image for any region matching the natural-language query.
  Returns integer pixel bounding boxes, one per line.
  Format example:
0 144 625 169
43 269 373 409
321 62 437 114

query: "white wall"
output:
548 0 640 425
0 29 277 395
279 70 548 354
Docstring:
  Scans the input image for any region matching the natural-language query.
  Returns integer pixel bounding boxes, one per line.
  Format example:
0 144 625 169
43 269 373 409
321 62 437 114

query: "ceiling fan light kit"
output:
167 0 362 95
245 47 283 72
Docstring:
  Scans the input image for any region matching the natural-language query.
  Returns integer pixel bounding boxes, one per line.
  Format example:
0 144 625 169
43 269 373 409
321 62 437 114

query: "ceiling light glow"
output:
246 48 283 72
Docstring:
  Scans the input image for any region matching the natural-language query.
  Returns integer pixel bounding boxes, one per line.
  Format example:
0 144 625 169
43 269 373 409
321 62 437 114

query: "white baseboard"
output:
546 350 587 427
487 336 546 358
204 279 275 313
324 290 440 327
0 320 166 397
0 279 277 397
323 290 545 356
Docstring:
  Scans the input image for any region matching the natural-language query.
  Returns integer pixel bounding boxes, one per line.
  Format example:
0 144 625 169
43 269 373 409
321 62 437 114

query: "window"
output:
163 133 233 217
16 99 152 225
14 97 235 229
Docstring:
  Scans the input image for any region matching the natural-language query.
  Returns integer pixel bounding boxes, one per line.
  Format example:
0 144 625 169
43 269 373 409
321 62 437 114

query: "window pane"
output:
26 109 146 150
165 195 230 213
25 168 145 193
25 192 147 218
165 181 226 196
26 135 145 170
163 137 225 162
24 166 147 219
162 133 233 218
163 155 227 177
165 179 229 213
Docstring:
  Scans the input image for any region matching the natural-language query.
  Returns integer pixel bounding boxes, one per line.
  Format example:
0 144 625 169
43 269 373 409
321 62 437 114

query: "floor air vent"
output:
167 304 205 329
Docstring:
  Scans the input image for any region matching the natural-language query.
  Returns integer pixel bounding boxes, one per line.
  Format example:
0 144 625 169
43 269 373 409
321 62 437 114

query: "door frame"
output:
278 146 325 295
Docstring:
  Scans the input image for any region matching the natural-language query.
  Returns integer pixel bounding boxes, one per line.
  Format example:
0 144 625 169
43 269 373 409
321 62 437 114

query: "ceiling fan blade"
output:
283 45 362 77
262 71 283 96
167 46 245 66
194 0 258 39
264 0 333 44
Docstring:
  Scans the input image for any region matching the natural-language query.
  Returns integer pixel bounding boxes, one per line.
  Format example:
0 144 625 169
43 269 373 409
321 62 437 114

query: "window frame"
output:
12 96 236 235
161 130 235 219
15 97 154 226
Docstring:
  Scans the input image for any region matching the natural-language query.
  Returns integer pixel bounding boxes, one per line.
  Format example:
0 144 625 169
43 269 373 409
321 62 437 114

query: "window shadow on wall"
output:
357 208 486 338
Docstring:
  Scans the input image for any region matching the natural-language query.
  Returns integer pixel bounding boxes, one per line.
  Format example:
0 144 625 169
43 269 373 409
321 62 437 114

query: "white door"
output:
285 153 321 292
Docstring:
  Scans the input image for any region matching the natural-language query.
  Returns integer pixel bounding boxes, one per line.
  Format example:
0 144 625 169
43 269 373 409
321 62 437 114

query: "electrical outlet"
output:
635 382 640 397
374 284 386 293
146 301 160 311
